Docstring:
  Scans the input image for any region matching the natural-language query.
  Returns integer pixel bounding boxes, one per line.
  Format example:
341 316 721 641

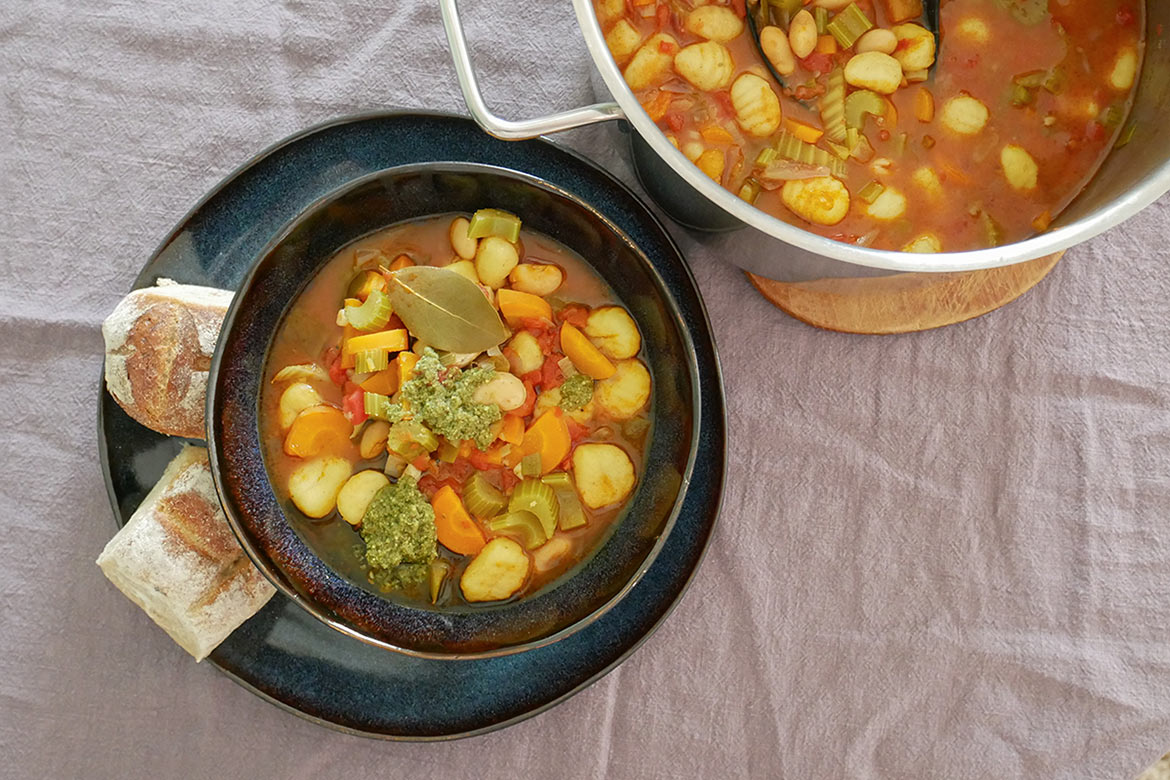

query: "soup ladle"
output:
745 0 941 95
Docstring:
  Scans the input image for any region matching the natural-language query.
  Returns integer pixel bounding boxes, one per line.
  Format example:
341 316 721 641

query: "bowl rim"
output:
207 160 707 660
570 0 1170 273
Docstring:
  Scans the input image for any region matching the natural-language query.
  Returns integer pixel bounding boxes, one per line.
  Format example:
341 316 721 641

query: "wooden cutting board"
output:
746 252 1063 334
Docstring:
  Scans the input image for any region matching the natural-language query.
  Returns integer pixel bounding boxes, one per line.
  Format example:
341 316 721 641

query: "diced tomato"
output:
665 110 685 132
1117 6 1135 25
411 455 432 472
567 418 589 443
1084 120 1106 143
523 318 558 355
729 0 745 18
711 90 734 118
467 447 499 471
658 39 674 54
514 377 537 418
342 387 367 425
500 469 520 492
799 53 834 75
541 356 565 390
655 3 669 29
557 303 591 329
325 346 347 387
416 475 441 499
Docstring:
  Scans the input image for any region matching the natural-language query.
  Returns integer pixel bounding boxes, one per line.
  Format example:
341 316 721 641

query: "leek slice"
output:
466 208 522 243
826 4 873 49
508 478 559 538
463 472 506 519
738 178 762 204
488 511 547 550
857 181 885 204
344 289 393 332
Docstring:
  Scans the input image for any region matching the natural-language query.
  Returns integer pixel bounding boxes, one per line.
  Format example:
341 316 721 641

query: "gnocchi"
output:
584 306 641 360
337 470 390 526
508 263 564 297
1000 145 1039 192
780 177 851 227
940 95 989 136
460 537 530 602
684 6 743 43
674 41 734 92
593 358 651 420
624 33 678 91
572 443 636 509
864 186 908 221
288 456 352 519
475 236 519 289
730 73 782 137
605 19 643 65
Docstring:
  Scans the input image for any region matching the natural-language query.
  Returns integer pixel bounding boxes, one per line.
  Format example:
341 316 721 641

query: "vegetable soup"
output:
261 211 653 608
596 0 1144 251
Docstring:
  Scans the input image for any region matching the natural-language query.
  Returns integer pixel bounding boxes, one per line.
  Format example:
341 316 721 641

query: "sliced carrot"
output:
640 90 673 123
520 409 571 475
560 322 616 380
359 364 399 395
353 272 387 301
283 405 353 457
914 87 934 123
500 414 525 445
343 329 409 371
700 125 736 145
340 324 361 369
388 254 415 271
431 485 486 555
816 34 837 54
783 117 824 145
498 288 553 325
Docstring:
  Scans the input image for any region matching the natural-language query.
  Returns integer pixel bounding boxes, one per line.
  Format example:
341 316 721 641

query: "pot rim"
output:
571 0 1170 273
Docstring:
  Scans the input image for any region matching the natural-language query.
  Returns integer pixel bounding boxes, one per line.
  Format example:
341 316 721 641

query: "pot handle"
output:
439 0 625 140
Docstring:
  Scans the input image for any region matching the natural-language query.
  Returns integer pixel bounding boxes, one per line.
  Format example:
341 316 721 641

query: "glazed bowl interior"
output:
209 163 698 658
572 0 1170 275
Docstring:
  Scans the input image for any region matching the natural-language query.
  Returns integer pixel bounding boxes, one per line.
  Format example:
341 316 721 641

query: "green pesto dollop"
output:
401 348 501 449
559 373 594 412
359 478 436 590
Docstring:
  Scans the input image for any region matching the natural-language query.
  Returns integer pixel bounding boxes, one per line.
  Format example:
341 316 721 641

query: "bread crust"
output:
96 445 275 661
102 280 234 438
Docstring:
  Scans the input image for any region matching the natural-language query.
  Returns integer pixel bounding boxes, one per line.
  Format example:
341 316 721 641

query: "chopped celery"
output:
344 289 392 332
1013 70 1047 88
488 511 546 550
429 560 450 604
1115 123 1137 149
520 452 543 478
979 211 1004 247
826 3 872 49
821 68 848 143
774 130 846 177
466 208 521 243
363 392 404 422
436 438 459 464
386 420 439 460
1101 105 1125 128
857 181 885 204
844 90 886 129
1042 67 1067 95
463 472 506 519
755 147 777 167
826 140 851 160
508 478 559 538
1010 84 1034 107
814 6 829 33
738 178 762 204
893 132 909 157
542 472 587 531
354 348 389 374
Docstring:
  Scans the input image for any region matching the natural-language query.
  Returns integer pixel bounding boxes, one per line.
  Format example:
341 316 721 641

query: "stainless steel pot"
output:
441 0 1170 280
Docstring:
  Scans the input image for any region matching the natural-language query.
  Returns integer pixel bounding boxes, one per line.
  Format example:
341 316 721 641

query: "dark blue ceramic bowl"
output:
208 162 702 658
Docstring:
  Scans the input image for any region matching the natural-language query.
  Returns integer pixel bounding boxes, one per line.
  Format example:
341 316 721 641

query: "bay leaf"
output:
385 266 508 353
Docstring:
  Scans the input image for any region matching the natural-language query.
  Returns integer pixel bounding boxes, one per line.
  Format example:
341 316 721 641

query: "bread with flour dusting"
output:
96 444 275 661
102 279 234 439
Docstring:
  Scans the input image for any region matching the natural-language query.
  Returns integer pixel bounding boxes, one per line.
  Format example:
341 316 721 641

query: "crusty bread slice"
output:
102 279 234 439
97 444 275 661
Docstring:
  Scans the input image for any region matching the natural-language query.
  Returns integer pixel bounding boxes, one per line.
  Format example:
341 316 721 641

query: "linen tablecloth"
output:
3 2 1169 777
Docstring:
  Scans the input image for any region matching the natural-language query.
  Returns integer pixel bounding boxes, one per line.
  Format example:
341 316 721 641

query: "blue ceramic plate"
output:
97 111 726 738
